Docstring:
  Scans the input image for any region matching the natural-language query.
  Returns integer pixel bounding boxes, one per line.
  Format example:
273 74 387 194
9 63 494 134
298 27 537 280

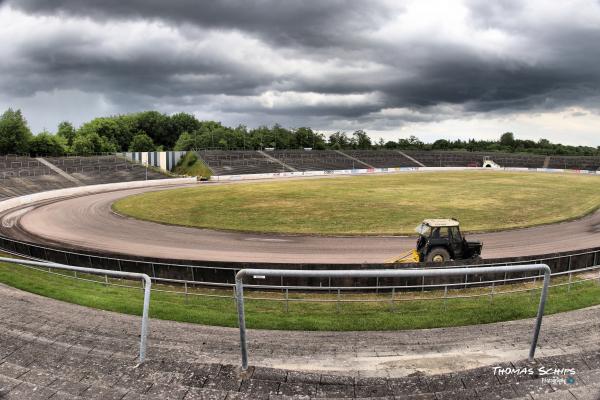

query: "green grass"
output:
113 171 600 235
2 260 600 330
173 151 212 178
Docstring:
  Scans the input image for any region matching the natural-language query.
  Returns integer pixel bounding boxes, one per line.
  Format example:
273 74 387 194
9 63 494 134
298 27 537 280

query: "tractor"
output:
387 219 483 263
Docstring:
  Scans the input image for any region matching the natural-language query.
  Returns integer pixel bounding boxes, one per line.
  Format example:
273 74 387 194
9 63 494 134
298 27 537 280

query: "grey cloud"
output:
2 0 600 134
7 0 390 48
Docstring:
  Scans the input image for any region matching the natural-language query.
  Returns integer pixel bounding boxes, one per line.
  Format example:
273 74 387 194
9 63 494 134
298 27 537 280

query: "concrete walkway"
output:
1 283 600 398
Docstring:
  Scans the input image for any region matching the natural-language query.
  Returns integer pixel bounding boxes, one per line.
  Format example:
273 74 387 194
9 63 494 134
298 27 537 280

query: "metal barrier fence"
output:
0 256 152 364
0 234 598 291
234 265 551 370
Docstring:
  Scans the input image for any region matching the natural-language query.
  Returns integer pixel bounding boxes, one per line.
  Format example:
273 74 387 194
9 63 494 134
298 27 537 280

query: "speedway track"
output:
2 182 600 264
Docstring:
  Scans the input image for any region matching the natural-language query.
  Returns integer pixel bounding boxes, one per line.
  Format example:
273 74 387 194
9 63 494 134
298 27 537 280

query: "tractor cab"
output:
415 219 482 262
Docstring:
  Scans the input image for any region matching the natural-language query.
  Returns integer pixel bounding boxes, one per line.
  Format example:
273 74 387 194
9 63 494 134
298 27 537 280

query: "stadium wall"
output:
210 166 600 181
123 151 187 171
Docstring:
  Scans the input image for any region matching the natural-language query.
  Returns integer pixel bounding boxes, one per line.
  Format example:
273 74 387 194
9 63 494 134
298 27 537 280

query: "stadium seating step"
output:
1 327 599 399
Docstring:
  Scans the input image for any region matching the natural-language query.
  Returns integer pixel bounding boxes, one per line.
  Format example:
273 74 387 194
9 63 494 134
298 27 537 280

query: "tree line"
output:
1 108 599 157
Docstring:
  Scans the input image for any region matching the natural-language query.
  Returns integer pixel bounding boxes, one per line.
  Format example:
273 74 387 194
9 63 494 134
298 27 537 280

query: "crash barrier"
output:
0 234 598 292
234 265 551 370
0 177 197 213
4 231 600 313
211 166 600 181
0 256 152 363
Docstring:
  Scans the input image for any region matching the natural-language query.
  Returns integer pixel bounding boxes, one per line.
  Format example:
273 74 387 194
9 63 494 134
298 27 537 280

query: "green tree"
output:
28 131 67 156
328 132 350 149
352 130 372 149
174 131 203 151
129 133 156 152
78 118 122 150
132 111 171 148
170 112 201 145
384 140 398 149
432 139 451 150
294 127 326 149
71 135 95 155
500 132 515 148
71 132 117 154
56 121 76 147
0 108 32 154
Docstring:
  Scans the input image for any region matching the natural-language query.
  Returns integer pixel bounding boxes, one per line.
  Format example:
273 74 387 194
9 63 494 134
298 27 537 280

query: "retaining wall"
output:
211 166 600 181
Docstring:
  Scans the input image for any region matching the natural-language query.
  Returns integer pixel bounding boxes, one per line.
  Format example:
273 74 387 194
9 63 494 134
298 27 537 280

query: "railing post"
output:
489 281 495 304
443 285 448 311
184 281 188 304
568 256 572 291
336 289 341 313
235 273 249 371
529 266 550 361
139 276 152 364
285 288 289 313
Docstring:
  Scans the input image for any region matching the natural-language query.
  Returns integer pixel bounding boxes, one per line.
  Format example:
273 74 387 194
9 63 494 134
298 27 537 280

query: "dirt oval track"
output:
2 184 600 264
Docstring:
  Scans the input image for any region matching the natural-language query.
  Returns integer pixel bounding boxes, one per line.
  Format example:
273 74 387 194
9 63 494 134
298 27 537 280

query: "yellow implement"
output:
384 249 420 264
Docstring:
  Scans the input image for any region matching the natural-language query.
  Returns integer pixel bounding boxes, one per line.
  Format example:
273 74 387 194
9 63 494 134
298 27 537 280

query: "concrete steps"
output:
1 323 599 399
1 286 599 399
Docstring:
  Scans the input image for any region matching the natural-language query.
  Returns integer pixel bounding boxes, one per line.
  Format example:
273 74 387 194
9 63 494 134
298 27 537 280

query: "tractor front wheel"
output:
426 247 450 263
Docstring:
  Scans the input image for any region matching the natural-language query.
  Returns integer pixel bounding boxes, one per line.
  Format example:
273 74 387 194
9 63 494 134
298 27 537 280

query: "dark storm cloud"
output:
8 0 390 48
2 0 600 132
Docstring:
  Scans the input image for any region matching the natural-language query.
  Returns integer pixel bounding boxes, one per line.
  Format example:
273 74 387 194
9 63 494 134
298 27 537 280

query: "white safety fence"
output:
211 166 600 181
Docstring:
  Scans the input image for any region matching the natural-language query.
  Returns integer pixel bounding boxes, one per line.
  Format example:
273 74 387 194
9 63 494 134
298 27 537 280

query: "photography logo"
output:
493 366 576 386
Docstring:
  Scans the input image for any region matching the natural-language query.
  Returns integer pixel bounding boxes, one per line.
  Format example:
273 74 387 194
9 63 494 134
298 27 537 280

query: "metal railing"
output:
0 256 152 364
234 264 551 370
0 234 597 289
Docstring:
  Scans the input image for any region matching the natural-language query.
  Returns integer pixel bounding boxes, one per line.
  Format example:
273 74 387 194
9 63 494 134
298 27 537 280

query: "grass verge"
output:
113 171 600 235
172 151 213 179
1 260 599 331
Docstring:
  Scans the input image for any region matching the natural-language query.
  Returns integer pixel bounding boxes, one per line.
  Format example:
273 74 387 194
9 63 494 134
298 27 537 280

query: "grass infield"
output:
1 260 600 331
113 171 600 235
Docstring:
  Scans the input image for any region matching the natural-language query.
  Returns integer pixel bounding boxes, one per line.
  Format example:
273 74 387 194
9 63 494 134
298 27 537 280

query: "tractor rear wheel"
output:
426 247 450 262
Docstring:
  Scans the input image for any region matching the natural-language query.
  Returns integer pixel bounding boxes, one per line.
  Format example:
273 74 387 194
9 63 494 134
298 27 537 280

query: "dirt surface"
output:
3 185 600 263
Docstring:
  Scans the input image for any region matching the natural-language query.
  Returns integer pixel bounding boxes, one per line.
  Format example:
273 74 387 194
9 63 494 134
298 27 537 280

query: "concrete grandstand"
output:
193 149 599 176
0 154 170 200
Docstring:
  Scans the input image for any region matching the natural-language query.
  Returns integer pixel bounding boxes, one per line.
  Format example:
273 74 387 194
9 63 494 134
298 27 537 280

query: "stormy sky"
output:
1 0 600 145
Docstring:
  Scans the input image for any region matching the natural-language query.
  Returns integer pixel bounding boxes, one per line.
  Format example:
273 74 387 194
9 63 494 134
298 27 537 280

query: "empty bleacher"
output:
46 155 169 185
0 155 170 201
488 153 546 168
548 155 600 170
270 150 358 171
0 175 75 200
343 150 421 168
194 150 600 175
403 150 547 168
401 150 483 167
196 150 288 175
